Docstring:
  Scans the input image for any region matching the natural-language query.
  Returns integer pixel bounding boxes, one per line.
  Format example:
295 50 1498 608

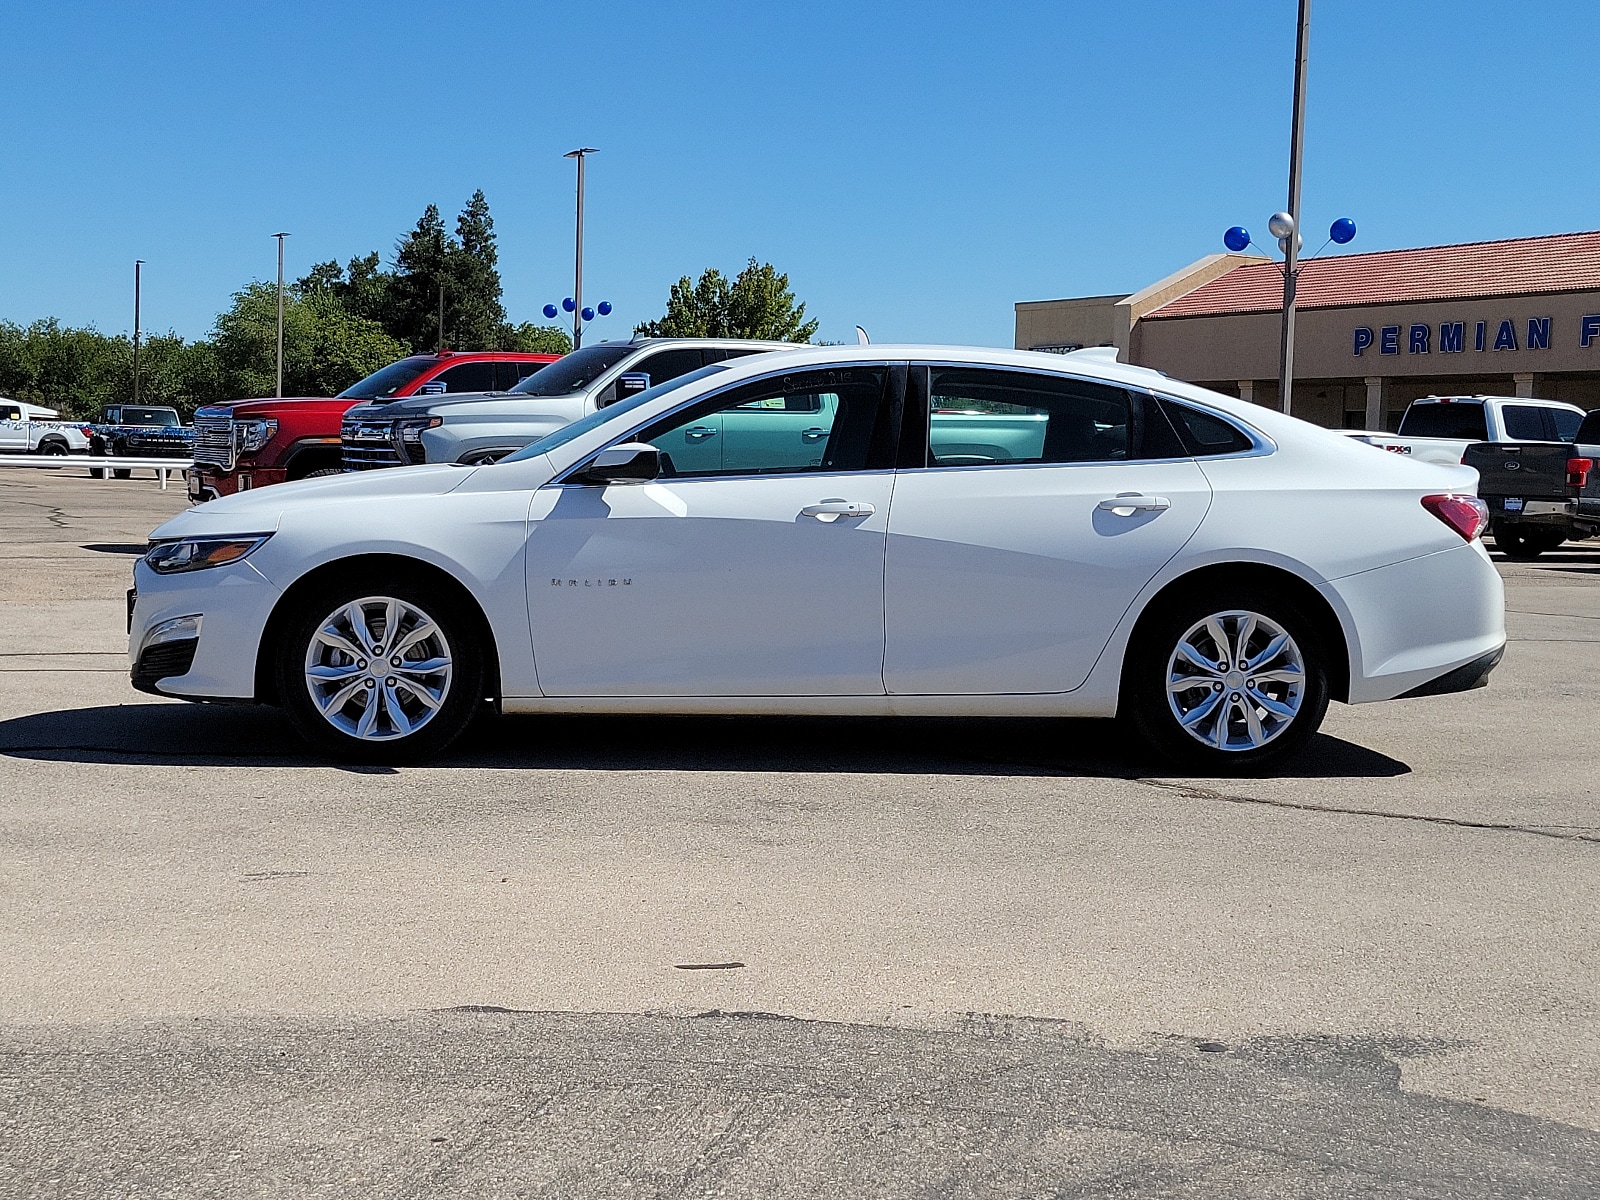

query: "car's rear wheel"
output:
38 441 68 457
112 468 131 480
1123 588 1330 772
276 578 484 763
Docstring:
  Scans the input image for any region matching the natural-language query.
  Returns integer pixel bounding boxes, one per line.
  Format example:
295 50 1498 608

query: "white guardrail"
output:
0 455 192 489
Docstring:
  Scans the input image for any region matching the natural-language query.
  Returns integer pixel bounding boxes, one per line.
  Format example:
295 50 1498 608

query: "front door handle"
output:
685 426 719 441
1097 493 1171 515
801 499 876 520
801 427 828 442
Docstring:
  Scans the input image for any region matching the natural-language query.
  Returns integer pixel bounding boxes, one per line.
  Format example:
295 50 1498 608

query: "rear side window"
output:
1501 404 1548 441
1397 401 1488 440
926 367 1131 466
1158 399 1254 456
1550 407 1583 441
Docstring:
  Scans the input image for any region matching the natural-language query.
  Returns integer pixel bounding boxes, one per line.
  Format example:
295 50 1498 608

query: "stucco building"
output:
1015 231 1600 430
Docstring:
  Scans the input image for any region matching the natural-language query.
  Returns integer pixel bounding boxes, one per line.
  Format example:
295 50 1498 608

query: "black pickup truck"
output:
1462 408 1600 558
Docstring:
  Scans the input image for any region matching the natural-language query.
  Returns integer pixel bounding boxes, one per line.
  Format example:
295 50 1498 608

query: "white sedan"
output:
127 345 1505 770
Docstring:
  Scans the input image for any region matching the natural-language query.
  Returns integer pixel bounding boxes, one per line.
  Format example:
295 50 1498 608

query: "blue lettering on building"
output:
1353 327 1374 355
1527 317 1550 350
1583 314 1600 348
1439 322 1464 353
1380 326 1400 355
1475 321 1487 351
1349 315 1564 357
1493 319 1517 351
1409 324 1430 354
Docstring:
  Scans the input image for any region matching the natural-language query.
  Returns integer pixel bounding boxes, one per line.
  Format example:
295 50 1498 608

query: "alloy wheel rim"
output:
1165 609 1306 752
303 596 453 741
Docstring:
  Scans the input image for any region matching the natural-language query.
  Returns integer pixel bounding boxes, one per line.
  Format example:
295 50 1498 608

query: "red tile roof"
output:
1145 230 1600 319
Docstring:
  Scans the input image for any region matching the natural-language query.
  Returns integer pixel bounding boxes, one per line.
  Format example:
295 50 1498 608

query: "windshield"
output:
337 356 436 400
509 344 634 396
501 364 729 464
112 407 180 426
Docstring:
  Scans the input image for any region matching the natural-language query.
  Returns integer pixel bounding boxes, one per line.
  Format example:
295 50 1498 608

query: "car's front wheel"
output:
1123 588 1330 772
276 578 484 763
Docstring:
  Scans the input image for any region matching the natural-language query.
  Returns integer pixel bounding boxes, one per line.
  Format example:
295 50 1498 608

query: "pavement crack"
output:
1136 778 1600 845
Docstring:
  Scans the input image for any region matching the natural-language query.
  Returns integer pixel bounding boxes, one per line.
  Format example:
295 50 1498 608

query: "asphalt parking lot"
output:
3 464 1598 1197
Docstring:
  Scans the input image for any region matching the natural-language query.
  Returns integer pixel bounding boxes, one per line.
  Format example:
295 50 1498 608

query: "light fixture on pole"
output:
132 260 145 404
272 233 290 398
1220 0 1358 417
563 148 598 348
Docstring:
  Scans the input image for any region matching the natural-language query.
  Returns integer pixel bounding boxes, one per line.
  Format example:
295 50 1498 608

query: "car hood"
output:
148 464 478 540
198 397 355 419
344 388 582 419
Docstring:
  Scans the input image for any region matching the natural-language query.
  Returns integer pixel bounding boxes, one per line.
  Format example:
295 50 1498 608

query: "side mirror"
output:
577 441 661 485
600 372 651 408
417 382 447 395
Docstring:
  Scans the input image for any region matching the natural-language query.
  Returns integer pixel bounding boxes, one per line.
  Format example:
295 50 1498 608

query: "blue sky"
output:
4 0 1596 348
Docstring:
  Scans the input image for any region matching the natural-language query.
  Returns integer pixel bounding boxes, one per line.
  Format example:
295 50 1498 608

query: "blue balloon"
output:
581 306 595 321
542 304 558 319
597 300 612 316
1223 226 1252 253
1329 217 1357 245
562 297 575 313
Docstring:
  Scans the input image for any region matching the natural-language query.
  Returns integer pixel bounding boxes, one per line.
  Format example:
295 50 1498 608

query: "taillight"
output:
1567 457 1593 489
1422 493 1489 542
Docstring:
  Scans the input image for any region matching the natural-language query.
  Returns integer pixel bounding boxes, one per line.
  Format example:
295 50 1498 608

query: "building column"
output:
1513 372 1536 398
1237 380 1256 404
1364 377 1385 430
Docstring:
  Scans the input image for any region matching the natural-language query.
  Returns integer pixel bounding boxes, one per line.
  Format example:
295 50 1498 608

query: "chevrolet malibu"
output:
127 345 1505 769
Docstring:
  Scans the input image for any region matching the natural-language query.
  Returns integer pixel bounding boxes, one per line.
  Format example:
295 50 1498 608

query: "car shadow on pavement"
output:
0 703 1410 780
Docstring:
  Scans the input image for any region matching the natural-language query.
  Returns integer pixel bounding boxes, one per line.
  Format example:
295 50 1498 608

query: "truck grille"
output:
341 420 425 470
193 415 234 469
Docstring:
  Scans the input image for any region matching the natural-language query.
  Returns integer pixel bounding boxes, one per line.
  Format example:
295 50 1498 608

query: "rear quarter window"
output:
1157 398 1254 456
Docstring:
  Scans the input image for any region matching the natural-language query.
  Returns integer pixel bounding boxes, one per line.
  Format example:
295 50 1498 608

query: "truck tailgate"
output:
1461 441 1574 517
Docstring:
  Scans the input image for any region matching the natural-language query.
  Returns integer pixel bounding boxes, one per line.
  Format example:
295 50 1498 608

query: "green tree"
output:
385 191 509 352
634 259 819 342
499 322 573 355
212 281 406 399
298 250 394 329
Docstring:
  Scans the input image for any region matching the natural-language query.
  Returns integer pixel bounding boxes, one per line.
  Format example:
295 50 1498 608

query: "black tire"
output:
299 468 344 479
112 468 132 480
1492 522 1562 560
90 467 107 479
275 574 485 764
1122 585 1331 773
38 440 69 457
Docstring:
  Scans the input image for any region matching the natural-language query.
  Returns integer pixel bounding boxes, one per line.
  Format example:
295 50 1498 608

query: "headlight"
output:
144 534 273 574
398 416 443 443
236 418 279 453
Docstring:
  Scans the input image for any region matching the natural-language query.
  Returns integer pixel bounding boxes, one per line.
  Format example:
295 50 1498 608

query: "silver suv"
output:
340 338 793 470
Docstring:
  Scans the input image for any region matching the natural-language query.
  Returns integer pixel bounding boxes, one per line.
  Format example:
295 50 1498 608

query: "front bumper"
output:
188 466 289 502
128 558 282 700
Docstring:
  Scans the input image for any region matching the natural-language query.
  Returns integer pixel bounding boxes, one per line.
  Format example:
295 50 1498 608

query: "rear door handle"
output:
1097 493 1171 515
801 499 875 519
801 427 828 442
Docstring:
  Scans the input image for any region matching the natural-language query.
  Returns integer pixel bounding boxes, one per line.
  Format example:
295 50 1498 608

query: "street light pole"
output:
1277 0 1311 416
132 260 144 404
273 232 290 398
564 148 597 349
437 283 446 352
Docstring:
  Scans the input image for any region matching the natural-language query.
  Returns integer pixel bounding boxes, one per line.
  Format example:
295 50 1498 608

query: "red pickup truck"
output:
186 350 559 501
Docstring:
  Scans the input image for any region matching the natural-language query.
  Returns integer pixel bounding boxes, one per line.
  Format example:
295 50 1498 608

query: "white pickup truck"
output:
1350 395 1586 466
0 398 93 456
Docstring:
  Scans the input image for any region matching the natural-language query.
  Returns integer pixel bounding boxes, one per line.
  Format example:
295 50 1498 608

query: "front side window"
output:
925 367 1131 467
1501 404 1548 441
630 366 889 478
432 361 497 394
